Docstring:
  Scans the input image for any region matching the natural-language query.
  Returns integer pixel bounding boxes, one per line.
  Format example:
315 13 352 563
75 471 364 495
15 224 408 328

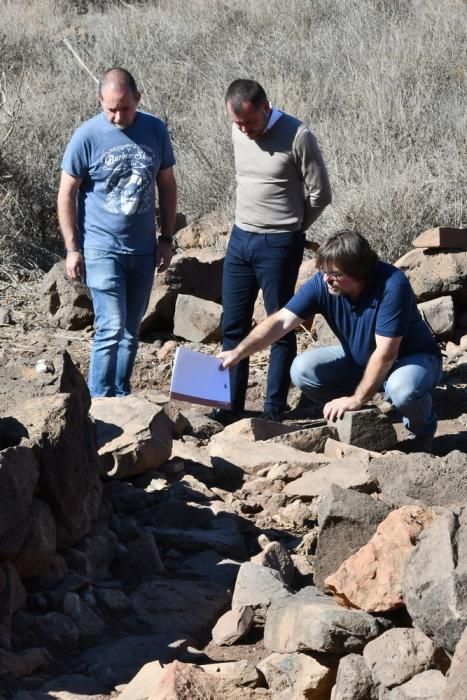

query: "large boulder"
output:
0 563 27 650
1 353 101 551
141 250 224 331
90 394 173 479
13 499 56 577
395 248 467 303
39 261 93 330
325 506 438 612
263 586 390 655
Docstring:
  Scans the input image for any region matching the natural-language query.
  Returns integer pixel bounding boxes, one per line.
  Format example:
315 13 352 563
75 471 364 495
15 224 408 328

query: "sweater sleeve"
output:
293 125 332 229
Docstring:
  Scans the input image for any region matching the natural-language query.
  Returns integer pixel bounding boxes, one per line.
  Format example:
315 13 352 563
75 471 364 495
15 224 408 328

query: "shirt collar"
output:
264 105 283 132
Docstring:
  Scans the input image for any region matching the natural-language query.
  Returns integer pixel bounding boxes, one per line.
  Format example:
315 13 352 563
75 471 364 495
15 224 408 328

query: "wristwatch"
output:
158 235 176 251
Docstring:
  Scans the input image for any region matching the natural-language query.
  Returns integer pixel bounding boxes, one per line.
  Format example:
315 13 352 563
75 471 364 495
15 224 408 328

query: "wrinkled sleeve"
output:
293 126 332 229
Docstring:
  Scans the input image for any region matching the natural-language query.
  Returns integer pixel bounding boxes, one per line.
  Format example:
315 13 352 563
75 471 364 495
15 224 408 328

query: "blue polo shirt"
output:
61 111 175 254
286 261 441 368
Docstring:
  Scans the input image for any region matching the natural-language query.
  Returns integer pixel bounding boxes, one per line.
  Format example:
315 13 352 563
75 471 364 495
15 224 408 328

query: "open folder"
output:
169 347 232 409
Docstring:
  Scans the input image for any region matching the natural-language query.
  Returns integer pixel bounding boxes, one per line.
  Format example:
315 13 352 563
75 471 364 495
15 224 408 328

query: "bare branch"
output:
62 38 99 85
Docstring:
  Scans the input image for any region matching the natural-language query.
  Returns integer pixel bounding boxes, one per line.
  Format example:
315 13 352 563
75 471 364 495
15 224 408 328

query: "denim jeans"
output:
222 225 305 413
290 345 443 436
84 249 156 397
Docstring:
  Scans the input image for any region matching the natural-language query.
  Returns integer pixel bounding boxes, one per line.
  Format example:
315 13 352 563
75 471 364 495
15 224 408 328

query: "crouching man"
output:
217 230 442 451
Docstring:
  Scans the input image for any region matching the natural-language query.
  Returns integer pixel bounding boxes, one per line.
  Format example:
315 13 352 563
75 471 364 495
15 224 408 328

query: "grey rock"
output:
258 651 337 698
441 624 467 699
126 532 166 577
232 563 291 609
284 457 374 499
418 297 455 338
363 628 440 689
40 261 93 330
151 525 246 560
32 611 80 650
90 394 173 479
173 294 222 342
314 484 390 591
12 377 102 549
402 506 467 653
368 451 467 508
95 588 130 613
211 607 254 646
0 647 51 679
131 577 230 641
332 653 378 700
266 423 334 453
201 660 261 687
330 407 397 451
0 446 39 559
13 499 56 577
0 562 27 650
264 586 390 654
141 249 224 332
395 248 467 303
388 669 446 699
63 593 105 638
250 540 295 587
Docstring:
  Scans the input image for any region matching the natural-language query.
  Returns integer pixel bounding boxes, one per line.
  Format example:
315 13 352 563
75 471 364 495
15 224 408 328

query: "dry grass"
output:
0 0 465 282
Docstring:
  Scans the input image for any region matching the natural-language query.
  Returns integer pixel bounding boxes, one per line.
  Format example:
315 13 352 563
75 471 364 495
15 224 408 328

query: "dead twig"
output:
62 38 99 86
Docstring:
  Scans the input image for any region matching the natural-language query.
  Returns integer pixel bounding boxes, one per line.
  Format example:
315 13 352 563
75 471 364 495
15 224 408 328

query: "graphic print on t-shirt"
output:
103 143 156 216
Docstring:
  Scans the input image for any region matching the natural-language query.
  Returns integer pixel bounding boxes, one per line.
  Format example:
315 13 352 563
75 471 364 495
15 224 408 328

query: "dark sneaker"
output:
208 408 243 426
259 410 284 422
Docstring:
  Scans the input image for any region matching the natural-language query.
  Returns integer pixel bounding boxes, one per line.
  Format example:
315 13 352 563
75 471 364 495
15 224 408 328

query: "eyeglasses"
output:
321 269 346 281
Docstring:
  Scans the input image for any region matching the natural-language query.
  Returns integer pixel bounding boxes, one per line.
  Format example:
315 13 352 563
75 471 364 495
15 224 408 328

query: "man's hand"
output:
65 251 84 281
156 240 174 273
217 349 242 370
323 395 364 422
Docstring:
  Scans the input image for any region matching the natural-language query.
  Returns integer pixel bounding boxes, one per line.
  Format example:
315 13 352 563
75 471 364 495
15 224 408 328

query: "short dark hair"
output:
225 79 267 113
99 67 138 97
316 230 379 281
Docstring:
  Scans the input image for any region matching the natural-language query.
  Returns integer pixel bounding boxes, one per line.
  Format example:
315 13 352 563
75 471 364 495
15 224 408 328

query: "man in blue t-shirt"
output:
218 230 442 450
58 67 177 397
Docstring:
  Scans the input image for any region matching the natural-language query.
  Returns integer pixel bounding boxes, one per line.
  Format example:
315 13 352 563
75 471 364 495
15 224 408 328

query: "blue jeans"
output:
84 249 156 397
290 345 443 436
222 225 305 413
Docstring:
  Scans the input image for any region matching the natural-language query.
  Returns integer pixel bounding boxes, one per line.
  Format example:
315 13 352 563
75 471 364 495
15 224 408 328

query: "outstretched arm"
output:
217 308 304 369
323 334 402 421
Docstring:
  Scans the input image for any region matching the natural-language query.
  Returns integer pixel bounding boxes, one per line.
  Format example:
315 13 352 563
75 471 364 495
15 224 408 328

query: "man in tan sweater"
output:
215 79 331 424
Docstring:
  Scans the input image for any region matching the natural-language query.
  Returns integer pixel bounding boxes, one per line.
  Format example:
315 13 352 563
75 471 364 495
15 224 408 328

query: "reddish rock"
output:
412 227 467 250
325 505 438 612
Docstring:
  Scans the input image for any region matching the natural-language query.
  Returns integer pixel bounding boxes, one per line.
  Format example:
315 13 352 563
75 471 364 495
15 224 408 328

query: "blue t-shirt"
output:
286 261 441 368
61 111 175 254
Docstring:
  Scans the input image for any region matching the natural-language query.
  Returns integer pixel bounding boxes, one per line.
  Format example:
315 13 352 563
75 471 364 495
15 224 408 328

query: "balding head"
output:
99 67 139 98
99 67 141 129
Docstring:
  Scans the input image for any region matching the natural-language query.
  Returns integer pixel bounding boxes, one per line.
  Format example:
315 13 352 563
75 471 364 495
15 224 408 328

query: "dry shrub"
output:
0 0 465 281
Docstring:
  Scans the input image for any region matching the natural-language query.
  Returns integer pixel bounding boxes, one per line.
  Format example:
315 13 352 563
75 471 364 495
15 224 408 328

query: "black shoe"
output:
259 410 284 422
208 408 243 426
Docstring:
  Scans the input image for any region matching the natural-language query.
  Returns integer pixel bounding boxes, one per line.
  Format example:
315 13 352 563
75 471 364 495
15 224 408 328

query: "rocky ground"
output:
0 226 466 699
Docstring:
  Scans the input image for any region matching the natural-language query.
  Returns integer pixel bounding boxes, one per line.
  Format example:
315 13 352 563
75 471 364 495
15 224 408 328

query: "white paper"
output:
169 347 231 408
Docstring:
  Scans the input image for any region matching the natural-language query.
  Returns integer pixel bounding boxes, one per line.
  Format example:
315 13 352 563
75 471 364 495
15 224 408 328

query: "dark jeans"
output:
222 224 305 413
